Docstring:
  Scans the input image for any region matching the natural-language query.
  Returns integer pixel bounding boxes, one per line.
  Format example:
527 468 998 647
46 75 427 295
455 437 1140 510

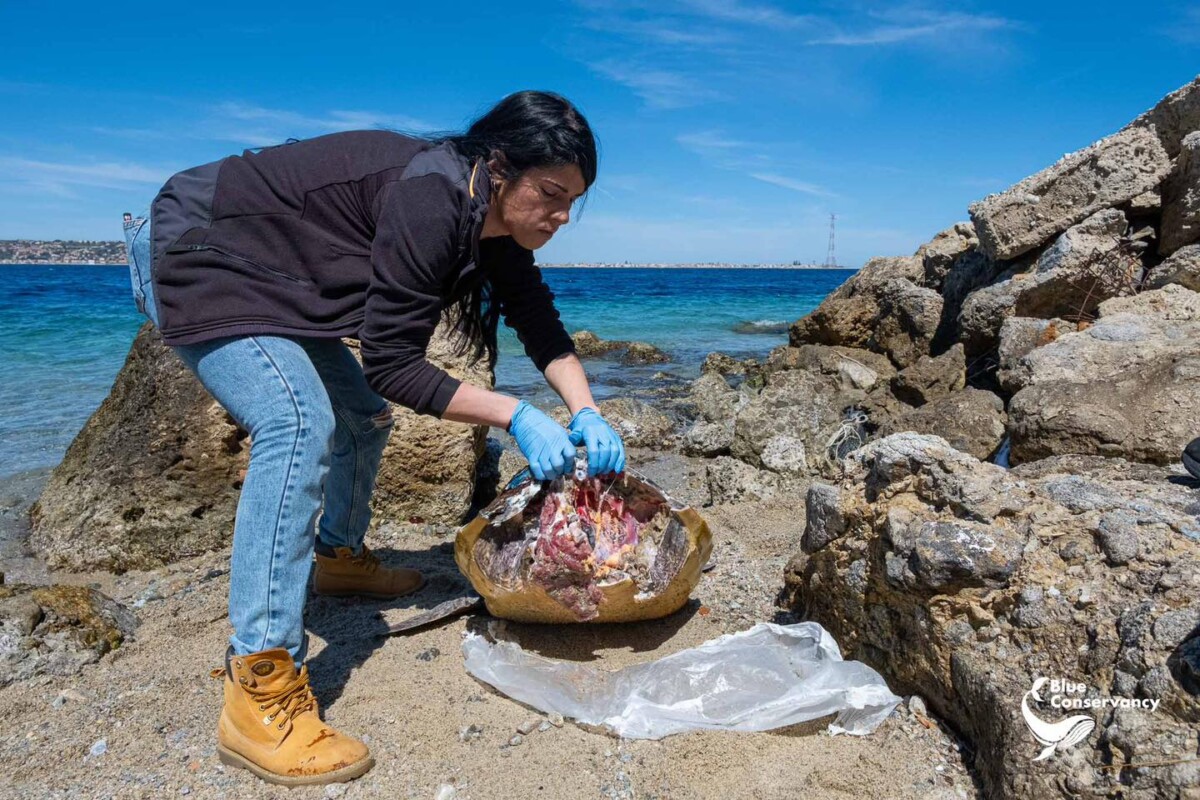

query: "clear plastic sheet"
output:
462 621 900 739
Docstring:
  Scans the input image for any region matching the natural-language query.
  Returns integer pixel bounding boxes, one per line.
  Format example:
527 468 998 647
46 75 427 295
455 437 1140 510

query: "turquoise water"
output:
0 265 852 479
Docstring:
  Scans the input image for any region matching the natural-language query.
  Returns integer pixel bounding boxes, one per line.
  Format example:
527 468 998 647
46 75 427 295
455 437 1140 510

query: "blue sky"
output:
2 1 1198 266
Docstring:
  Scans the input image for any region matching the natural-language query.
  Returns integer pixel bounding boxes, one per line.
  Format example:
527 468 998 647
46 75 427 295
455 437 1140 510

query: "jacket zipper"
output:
166 243 309 285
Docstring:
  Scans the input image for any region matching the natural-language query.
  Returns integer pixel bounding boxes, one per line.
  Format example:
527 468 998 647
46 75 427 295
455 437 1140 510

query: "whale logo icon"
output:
1021 677 1096 761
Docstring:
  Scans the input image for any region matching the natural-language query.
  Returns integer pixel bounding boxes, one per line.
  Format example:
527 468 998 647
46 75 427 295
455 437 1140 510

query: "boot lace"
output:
350 545 381 574
247 666 318 730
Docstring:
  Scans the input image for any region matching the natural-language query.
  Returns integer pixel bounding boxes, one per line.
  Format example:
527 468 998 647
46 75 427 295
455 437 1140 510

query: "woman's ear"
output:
486 149 511 194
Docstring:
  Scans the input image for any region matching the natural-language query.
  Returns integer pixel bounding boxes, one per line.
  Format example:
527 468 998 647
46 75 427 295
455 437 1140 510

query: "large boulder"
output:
32 319 492 571
1145 243 1200 291
890 343 966 406
918 222 978 290
570 330 669 365
968 125 1171 261
787 256 926 359
955 210 1139 358
879 388 1006 461
1159 131 1200 256
764 343 896 391
996 317 1074 394
30 325 249 572
730 369 866 478
787 434 1200 799
1007 286 1200 465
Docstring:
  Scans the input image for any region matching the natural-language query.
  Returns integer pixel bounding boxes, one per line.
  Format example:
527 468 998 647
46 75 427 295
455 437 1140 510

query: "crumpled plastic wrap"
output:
462 621 900 739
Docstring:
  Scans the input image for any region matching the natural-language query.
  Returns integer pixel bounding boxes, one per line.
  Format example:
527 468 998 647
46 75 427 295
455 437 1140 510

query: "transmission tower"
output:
824 214 837 268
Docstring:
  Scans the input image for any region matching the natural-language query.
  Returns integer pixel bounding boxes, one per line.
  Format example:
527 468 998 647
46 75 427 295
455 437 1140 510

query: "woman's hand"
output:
508 400 578 481
567 407 626 477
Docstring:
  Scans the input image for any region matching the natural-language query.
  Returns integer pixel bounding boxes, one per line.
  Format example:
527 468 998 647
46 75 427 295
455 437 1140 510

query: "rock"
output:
1011 208 1137 320
571 330 622 357
705 457 781 505
435 784 458 800
416 647 440 662
758 435 809 475
995 317 1073 393
548 713 564 727
0 584 136 688
549 398 675 450
30 321 491 571
1095 510 1139 566
890 344 966 406
508 734 524 747
88 739 107 758
516 718 540 736
730 369 865 477
1007 286 1200 465
701 352 751 377
786 434 1200 799
1137 76 1200 157
871 279 943 368
1126 189 1162 212
788 255 925 357
361 329 493 526
800 483 844 554
681 419 734 457
570 330 669 364
764 344 896 391
918 222 978 290
880 388 1006 461
968 125 1171 260
621 342 670 365
1160 130 1200 255
28 324 248 572
1145 244 1200 291
324 785 346 800
687 373 744 423
458 724 483 743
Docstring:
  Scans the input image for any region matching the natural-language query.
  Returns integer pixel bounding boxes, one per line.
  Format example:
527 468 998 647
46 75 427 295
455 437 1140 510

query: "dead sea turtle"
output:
455 460 712 623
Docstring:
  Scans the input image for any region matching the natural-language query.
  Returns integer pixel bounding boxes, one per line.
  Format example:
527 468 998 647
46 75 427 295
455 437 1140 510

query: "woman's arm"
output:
542 352 597 416
439 353 595 427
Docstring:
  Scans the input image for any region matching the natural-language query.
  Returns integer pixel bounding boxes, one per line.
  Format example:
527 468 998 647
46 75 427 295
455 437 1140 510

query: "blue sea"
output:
0 265 852 481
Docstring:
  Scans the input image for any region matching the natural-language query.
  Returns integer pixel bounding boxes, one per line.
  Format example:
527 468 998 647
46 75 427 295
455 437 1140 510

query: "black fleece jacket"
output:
149 130 575 417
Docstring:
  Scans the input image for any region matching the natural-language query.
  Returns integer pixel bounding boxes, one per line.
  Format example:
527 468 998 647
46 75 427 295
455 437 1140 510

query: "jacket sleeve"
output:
483 237 577 371
361 175 465 418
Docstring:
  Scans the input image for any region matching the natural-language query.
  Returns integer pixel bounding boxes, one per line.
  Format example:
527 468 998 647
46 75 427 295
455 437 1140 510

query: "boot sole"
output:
314 576 427 600
217 744 374 786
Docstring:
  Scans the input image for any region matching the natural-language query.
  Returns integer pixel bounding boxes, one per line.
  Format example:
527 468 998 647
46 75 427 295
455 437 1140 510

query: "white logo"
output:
1021 678 1095 761
1021 677 1159 761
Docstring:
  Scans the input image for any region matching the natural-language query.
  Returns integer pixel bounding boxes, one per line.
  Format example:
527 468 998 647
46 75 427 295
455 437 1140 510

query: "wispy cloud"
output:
587 61 721 109
0 156 172 199
676 131 751 153
677 0 814 29
208 103 437 145
807 9 1017 46
749 172 836 197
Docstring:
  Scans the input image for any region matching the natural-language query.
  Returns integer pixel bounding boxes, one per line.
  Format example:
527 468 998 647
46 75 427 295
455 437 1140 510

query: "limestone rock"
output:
871 279 943 368
788 255 923 354
0 584 136 688
570 330 669 364
969 125 1171 260
917 222 977 290
996 317 1074 394
1145 243 1200 291
704 456 782 505
1137 75 1200 157
1160 131 1200 255
890 343 966 406
787 434 1200 799
30 324 249 572
730 369 866 477
687 372 745 424
681 419 734 457
1007 286 1200 465
881 388 1006 461
764 344 895 391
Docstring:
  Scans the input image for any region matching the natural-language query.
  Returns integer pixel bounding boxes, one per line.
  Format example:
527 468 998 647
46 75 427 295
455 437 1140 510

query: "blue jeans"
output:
123 214 393 665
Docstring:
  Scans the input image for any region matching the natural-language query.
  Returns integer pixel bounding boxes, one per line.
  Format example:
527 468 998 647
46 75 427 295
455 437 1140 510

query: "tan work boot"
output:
216 648 373 786
313 545 425 599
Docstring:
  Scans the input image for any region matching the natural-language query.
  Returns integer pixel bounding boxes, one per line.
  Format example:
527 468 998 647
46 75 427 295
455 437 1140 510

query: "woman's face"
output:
489 163 586 250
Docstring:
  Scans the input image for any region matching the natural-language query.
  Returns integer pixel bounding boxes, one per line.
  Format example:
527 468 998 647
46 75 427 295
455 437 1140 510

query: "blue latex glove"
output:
508 400 578 482
566 407 626 477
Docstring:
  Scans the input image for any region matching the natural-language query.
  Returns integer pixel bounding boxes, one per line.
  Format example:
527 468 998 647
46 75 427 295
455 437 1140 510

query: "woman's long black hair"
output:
431 91 598 368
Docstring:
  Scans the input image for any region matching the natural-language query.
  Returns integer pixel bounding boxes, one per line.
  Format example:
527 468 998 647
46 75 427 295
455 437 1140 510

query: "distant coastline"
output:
0 240 858 270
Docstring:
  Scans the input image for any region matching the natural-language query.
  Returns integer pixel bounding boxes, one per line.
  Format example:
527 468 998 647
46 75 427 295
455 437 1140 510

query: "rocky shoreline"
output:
5 77 1200 799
